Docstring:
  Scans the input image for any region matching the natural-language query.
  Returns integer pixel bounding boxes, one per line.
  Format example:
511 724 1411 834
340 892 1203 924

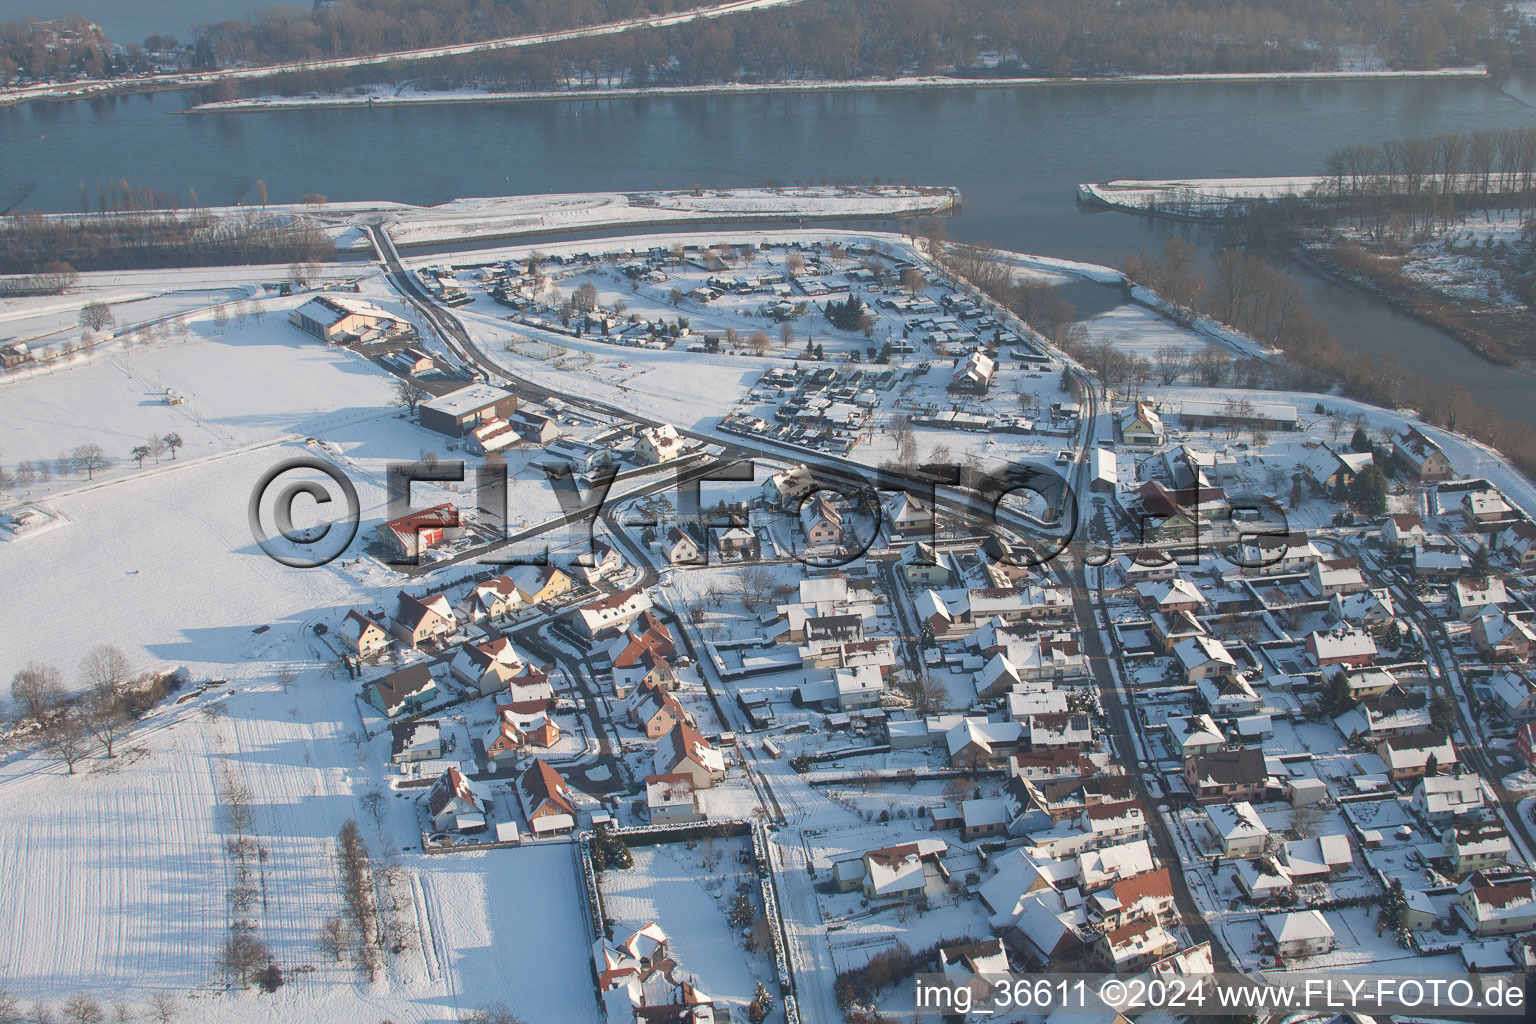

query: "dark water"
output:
3 74 1535 416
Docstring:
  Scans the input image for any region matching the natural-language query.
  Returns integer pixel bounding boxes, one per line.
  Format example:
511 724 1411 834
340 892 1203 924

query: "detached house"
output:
1185 747 1269 804
574 587 653 643
645 773 701 824
799 492 844 548
391 592 458 649
1262 910 1334 960
886 491 936 539
1304 626 1377 669
1119 401 1164 446
1492 669 1536 725
664 525 703 566
653 722 725 788
450 637 524 697
628 683 692 739
635 423 685 464
366 664 438 718
1205 801 1270 858
485 707 560 764
1393 427 1453 483
1096 919 1178 973
1471 608 1536 662
426 766 491 833
1173 635 1237 683
1380 730 1458 782
516 758 578 836
1456 873 1536 936
1383 513 1428 548
341 610 393 659
1443 823 1512 876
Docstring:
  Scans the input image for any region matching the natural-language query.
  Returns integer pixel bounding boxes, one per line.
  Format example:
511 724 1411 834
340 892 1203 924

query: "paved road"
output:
1067 558 1239 974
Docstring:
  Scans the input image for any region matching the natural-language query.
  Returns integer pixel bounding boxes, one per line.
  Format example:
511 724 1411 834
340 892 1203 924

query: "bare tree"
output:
162 433 183 460
900 268 926 294
40 709 90 774
78 302 114 332
28 1002 56 1024
317 916 354 962
71 444 109 480
61 994 103 1024
0 987 18 1022
80 645 131 694
1152 345 1190 385
392 378 429 415
12 662 64 726
217 921 268 987
145 994 178 1024
748 331 771 356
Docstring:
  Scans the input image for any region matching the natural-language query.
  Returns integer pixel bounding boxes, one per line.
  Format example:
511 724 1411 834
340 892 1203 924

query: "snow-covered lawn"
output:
599 839 773 1016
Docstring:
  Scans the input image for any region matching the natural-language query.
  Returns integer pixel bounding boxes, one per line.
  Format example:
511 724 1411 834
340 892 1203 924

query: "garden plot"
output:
420 843 602 1023
598 838 775 1018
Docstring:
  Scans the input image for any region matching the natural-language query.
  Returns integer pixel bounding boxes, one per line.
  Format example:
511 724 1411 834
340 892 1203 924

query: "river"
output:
2 73 1534 419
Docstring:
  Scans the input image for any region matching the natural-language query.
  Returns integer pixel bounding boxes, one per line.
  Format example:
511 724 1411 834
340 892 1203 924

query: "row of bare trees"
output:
1322 128 1536 232
0 986 181 1024
8 646 148 774
0 208 331 274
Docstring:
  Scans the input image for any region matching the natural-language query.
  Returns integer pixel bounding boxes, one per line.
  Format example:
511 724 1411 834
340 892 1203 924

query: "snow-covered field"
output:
1083 303 1220 357
383 186 958 247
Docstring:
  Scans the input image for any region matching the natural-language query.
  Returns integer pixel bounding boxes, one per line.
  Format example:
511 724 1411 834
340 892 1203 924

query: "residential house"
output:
653 722 726 789
1452 576 1509 620
1138 577 1207 615
1119 402 1164 446
635 423 686 464
1380 730 1458 782
1463 488 1513 529
575 587 653 642
457 575 526 622
390 718 442 763
1173 636 1237 683
1393 427 1454 483
1443 823 1512 876
645 773 701 824
1414 774 1486 825
1304 626 1377 669
1456 873 1536 936
485 706 560 765
1492 669 1536 725
664 525 703 566
799 492 844 548
450 637 524 697
426 766 491 833
886 491 936 538
366 664 438 718
950 350 996 393
1205 801 1270 858
341 610 393 659
1097 919 1178 974
1383 513 1428 548
1472 608 1536 663
391 592 458 649
627 683 692 739
504 563 574 607
1170 715 1226 758
839 840 948 901
1185 747 1269 804
762 463 815 507
1262 910 1334 959
516 758 578 836
1329 588 1396 628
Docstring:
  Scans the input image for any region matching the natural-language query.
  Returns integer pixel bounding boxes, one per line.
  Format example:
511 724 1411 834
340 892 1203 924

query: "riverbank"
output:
1295 235 1536 369
172 67 1490 115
